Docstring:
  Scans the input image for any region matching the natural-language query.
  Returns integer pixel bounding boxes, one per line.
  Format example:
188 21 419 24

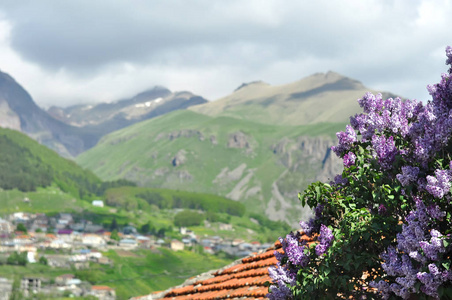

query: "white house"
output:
171 240 184 251
82 234 106 248
119 239 138 249
92 200 104 208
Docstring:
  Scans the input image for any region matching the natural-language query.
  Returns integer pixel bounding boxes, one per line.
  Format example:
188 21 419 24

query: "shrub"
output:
39 256 48 265
7 252 27 266
268 47 452 299
16 223 27 233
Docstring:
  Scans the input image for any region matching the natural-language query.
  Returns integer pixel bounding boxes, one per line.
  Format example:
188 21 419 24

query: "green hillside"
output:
0 128 102 198
77 110 346 225
0 247 233 300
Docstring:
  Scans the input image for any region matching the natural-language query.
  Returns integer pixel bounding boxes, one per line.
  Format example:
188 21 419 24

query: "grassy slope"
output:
0 249 233 300
0 128 101 198
77 110 346 225
100 249 232 299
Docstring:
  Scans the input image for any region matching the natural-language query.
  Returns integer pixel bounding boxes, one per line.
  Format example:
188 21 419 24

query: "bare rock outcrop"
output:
156 129 204 141
210 135 218 145
213 163 247 184
227 131 250 149
172 149 187 167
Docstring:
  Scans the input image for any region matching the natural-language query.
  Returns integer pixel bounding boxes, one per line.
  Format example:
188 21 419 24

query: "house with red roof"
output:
90 285 116 300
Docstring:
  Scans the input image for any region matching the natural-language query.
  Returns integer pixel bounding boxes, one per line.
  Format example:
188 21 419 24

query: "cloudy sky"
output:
0 0 451 107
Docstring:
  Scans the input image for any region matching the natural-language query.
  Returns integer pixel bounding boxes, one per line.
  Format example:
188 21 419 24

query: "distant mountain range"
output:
0 70 207 157
47 87 206 131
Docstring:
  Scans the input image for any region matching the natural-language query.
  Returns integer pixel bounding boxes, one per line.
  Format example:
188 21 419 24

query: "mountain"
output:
47 87 207 130
0 71 101 157
190 71 397 125
0 127 101 198
0 70 207 157
76 72 399 226
76 110 345 226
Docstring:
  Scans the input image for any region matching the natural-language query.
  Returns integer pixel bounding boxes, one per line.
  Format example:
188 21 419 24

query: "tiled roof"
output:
92 285 115 291
135 233 315 300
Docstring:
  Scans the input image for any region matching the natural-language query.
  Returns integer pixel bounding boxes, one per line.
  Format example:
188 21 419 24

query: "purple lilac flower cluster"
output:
425 169 452 199
315 224 334 256
372 135 398 170
331 125 357 156
396 166 419 187
370 198 451 299
332 47 452 170
268 231 309 299
342 151 356 168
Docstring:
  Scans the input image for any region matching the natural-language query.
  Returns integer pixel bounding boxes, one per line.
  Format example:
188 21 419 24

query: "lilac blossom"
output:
419 230 446 261
333 174 348 186
315 224 333 256
416 263 448 299
371 135 397 169
267 266 295 300
396 166 419 187
286 239 309 266
299 219 315 236
343 152 356 167
374 199 451 299
358 92 383 113
425 169 451 199
267 283 293 300
300 205 323 238
427 204 446 220
279 233 310 267
378 204 387 215
331 125 357 156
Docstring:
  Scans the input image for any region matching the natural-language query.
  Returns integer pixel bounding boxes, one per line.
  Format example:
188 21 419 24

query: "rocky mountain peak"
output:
234 81 269 92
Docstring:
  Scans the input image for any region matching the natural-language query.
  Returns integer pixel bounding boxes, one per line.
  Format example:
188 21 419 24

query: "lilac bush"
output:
268 47 452 299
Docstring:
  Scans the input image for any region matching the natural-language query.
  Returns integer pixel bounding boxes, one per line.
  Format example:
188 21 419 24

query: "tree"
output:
157 228 166 238
39 256 48 265
7 252 27 266
16 223 27 233
268 47 452 299
140 222 151 234
174 210 204 227
110 229 120 241
110 218 118 231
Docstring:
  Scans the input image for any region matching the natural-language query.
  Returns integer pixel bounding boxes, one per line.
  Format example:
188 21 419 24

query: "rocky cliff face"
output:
264 136 342 223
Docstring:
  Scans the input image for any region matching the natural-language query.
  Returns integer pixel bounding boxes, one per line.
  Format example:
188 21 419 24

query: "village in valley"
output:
0 199 271 300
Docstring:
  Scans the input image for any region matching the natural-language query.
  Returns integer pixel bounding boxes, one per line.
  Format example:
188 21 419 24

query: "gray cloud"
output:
0 0 450 106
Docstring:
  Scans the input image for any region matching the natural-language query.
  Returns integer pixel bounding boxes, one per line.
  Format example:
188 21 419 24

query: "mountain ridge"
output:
0 70 207 156
190 71 396 126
